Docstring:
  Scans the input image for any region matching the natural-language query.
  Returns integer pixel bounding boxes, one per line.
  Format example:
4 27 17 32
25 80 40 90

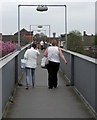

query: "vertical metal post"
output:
49 25 50 43
95 1 97 113
30 25 31 41
15 55 18 84
95 64 97 113
65 5 67 50
32 30 34 42
0 68 2 119
70 54 74 86
18 5 21 50
45 30 46 35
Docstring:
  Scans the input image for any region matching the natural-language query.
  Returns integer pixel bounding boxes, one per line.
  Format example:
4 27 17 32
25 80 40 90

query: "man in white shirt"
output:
40 40 44 50
24 43 40 89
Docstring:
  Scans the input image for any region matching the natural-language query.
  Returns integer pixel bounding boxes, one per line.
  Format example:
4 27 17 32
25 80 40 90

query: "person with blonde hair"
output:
44 39 67 89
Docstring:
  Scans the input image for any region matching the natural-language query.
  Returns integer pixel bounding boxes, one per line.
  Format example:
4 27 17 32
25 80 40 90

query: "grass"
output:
2 85 16 119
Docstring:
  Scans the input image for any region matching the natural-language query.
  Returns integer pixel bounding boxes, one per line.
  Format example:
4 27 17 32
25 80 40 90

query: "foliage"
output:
92 34 97 46
67 30 84 54
33 33 40 39
33 33 47 42
0 41 17 58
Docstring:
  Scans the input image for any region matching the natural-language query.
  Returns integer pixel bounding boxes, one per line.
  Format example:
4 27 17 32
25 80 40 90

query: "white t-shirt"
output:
48 46 60 63
40 41 44 46
24 47 40 68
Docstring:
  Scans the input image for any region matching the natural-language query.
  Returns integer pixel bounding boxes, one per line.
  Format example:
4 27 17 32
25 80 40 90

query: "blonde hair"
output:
52 40 57 46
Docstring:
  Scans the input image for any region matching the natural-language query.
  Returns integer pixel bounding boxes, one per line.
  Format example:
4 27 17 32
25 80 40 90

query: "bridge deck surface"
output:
6 51 93 118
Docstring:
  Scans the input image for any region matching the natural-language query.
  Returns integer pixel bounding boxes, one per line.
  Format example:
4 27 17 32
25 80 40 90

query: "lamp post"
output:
18 5 67 50
39 25 50 43
37 30 46 34
30 25 44 41
29 25 43 41
32 29 46 37
30 24 50 43
32 29 47 42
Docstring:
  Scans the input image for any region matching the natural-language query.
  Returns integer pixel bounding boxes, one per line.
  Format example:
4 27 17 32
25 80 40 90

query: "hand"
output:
35 47 38 49
65 61 67 64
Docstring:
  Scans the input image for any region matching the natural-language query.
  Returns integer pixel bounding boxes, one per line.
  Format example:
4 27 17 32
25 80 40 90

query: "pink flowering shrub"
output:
0 41 17 58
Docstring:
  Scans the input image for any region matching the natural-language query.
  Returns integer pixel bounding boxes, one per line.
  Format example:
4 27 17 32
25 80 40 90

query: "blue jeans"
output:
26 67 35 86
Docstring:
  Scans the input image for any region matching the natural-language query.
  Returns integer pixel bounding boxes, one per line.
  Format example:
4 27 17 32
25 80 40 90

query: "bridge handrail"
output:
61 48 97 64
60 48 97 115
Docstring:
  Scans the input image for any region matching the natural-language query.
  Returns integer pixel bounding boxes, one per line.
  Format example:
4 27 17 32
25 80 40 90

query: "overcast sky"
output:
0 0 96 37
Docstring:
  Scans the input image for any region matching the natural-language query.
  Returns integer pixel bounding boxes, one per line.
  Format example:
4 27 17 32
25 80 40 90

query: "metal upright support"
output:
18 5 20 49
15 55 18 84
65 5 67 50
30 25 32 41
49 25 50 43
70 54 74 86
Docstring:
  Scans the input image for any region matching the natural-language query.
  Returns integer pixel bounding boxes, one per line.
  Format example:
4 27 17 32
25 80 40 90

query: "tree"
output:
67 30 84 54
33 33 47 42
92 34 97 46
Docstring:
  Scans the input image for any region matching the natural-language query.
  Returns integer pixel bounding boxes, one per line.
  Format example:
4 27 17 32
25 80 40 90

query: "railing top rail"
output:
0 50 19 69
61 48 97 65
0 43 32 68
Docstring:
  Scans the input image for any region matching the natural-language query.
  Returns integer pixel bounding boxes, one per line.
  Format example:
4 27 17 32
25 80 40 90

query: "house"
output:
83 31 94 50
83 31 97 58
14 28 33 41
2 28 33 46
46 37 59 44
59 34 66 48
2 35 17 43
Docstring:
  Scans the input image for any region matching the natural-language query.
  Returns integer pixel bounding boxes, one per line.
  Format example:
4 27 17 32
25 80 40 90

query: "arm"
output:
24 50 28 60
58 48 67 64
44 47 48 57
37 49 40 55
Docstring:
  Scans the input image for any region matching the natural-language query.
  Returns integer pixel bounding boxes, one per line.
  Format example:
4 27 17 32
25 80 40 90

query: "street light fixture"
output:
40 25 50 43
38 25 43 28
18 4 67 50
36 5 48 12
32 29 46 34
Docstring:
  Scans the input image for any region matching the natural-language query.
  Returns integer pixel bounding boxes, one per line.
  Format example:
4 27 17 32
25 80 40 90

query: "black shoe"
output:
54 86 57 88
26 87 29 90
26 85 29 90
48 87 53 89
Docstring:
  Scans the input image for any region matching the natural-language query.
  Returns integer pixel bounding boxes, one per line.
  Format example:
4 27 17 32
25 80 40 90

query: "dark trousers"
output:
47 61 60 88
41 45 43 50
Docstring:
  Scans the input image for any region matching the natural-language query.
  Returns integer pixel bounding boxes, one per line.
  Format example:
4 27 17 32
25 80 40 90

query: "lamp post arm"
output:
18 4 67 49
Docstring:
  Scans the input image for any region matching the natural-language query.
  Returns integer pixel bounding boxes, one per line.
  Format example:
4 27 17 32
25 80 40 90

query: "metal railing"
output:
60 49 97 115
0 43 97 118
0 43 32 119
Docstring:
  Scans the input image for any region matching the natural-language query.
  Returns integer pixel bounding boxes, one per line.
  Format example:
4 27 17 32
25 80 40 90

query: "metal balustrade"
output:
60 49 97 115
0 44 97 119
0 43 32 119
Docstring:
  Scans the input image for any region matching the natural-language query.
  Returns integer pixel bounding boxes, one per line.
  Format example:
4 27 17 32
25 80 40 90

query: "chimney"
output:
53 33 56 38
0 33 2 41
83 31 86 36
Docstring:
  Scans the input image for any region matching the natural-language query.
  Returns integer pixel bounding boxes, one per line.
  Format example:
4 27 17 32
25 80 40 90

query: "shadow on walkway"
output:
6 50 94 118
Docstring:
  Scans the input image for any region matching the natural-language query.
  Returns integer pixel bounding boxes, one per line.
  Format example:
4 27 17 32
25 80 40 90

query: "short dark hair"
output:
32 43 37 49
